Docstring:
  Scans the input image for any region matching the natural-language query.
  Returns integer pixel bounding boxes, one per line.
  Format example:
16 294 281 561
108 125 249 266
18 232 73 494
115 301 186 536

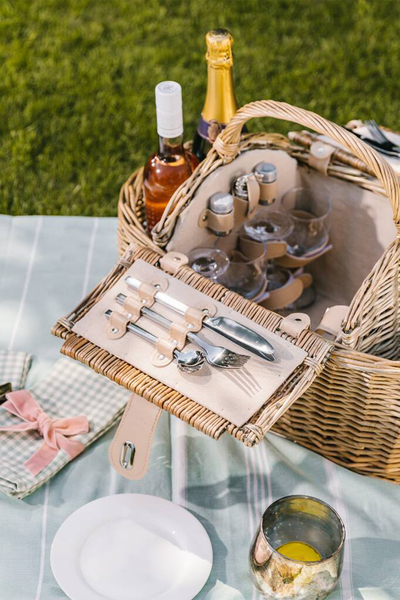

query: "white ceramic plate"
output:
51 494 213 600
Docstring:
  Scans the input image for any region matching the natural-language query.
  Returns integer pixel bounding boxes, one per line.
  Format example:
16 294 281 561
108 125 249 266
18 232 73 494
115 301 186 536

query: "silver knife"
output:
125 276 275 361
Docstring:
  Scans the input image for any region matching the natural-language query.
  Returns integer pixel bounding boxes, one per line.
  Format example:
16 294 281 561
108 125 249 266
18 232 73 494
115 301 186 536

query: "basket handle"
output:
213 100 400 227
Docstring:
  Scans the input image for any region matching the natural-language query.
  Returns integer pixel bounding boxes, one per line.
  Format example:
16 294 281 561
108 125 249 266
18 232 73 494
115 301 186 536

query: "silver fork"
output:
365 120 400 152
115 293 250 369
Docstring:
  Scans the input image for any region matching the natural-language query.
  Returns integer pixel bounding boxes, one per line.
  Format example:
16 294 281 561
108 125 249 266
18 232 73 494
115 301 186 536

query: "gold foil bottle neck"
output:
206 29 233 67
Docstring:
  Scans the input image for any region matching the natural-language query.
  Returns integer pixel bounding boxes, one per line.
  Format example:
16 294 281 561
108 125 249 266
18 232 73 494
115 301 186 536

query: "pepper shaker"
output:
253 162 278 205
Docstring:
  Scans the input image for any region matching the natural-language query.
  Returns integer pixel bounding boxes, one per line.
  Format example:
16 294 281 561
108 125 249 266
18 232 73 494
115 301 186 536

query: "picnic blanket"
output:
1 214 400 600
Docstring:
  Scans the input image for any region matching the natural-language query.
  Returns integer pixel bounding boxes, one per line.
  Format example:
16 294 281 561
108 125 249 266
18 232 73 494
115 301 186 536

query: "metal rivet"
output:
155 284 161 289
203 308 209 314
188 323 194 329
172 339 178 344
127 313 133 319
111 328 119 334
158 354 165 360
142 299 147 304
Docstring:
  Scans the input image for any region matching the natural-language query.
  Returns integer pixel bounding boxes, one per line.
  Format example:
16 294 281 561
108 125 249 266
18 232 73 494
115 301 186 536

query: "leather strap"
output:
109 393 162 480
316 305 349 340
308 141 336 175
122 295 143 322
198 208 234 235
185 307 207 332
258 277 305 311
276 242 332 268
106 311 130 339
238 235 287 261
137 282 159 307
153 338 178 367
259 180 278 206
169 321 189 350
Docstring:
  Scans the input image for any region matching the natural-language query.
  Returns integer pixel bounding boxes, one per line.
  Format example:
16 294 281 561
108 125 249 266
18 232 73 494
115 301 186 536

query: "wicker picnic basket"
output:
114 100 400 484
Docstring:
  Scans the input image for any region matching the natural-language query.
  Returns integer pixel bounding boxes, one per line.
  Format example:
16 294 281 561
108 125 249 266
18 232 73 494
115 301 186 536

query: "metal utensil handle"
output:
125 276 189 316
116 293 179 330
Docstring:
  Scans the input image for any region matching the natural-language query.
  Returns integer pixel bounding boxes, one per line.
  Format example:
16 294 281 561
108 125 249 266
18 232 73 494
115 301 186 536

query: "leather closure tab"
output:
109 393 162 481
316 305 349 340
198 208 235 235
279 312 311 338
106 311 130 339
160 252 189 275
308 141 335 175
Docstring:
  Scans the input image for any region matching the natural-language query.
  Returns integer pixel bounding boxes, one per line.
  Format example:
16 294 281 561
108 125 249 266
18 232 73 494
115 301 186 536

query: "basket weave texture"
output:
52 244 332 448
116 100 400 484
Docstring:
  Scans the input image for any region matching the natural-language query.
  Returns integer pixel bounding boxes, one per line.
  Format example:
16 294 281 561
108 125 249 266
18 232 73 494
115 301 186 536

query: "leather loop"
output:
246 174 261 217
258 278 304 311
279 313 311 338
198 208 234 235
153 338 178 367
185 307 207 332
122 295 143 322
308 141 336 175
109 393 162 481
276 242 332 268
193 300 217 317
259 180 278 206
160 252 189 275
238 235 287 261
106 311 130 339
169 321 189 350
137 282 158 307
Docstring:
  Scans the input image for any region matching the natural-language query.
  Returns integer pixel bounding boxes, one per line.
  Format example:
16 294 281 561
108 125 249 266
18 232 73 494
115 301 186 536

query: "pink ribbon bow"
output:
0 390 89 476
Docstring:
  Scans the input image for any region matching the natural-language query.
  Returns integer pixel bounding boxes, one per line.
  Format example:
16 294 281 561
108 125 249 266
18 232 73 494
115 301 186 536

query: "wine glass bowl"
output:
187 248 230 281
244 209 294 242
281 187 331 257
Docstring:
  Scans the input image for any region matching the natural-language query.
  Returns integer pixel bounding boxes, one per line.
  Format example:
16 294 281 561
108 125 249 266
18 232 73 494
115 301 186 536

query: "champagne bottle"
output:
192 29 240 162
144 81 199 234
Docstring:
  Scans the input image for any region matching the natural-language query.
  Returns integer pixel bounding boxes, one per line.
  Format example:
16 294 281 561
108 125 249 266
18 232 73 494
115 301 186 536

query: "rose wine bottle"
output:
192 29 240 162
144 81 199 234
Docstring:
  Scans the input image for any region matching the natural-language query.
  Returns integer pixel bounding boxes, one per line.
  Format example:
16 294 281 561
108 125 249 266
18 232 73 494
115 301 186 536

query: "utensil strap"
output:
109 393 162 480
105 311 130 339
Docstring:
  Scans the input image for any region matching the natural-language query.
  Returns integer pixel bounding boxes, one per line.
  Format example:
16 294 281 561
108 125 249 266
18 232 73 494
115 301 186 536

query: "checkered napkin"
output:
0 351 31 391
0 358 131 499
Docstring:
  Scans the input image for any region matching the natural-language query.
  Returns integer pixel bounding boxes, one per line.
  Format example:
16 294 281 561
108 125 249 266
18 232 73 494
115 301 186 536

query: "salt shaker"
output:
208 192 234 236
253 162 278 205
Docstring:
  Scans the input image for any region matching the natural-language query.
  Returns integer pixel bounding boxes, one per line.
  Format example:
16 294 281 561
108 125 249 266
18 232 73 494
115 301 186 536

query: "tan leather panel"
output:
109 393 162 481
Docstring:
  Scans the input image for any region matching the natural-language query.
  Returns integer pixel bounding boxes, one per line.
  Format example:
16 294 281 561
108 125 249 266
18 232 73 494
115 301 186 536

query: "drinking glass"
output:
281 188 332 257
215 239 267 300
187 247 230 281
250 495 345 600
244 209 294 243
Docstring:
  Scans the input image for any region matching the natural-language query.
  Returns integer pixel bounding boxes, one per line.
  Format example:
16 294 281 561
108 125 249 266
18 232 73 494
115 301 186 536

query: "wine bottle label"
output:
197 115 226 143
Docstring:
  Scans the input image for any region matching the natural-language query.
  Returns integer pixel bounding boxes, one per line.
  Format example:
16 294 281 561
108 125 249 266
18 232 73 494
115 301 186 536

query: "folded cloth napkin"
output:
0 351 31 391
0 357 131 499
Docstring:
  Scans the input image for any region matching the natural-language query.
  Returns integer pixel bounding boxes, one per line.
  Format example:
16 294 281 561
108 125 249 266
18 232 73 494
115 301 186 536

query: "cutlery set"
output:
104 276 276 373
346 120 400 158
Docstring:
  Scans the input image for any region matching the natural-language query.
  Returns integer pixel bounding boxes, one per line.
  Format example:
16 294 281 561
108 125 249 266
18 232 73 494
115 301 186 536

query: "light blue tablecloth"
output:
1 215 400 600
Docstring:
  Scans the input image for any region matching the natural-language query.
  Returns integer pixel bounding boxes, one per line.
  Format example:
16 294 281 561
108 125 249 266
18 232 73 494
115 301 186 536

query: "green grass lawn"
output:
1 0 400 216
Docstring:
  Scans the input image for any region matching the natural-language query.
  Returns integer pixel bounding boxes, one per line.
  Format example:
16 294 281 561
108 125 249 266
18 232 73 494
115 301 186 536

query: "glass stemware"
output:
244 209 294 243
215 237 267 300
187 247 229 281
280 187 331 257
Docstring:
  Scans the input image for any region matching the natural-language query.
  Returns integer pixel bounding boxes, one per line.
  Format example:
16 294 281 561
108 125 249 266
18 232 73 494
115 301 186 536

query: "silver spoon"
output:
104 310 205 373
115 293 250 369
